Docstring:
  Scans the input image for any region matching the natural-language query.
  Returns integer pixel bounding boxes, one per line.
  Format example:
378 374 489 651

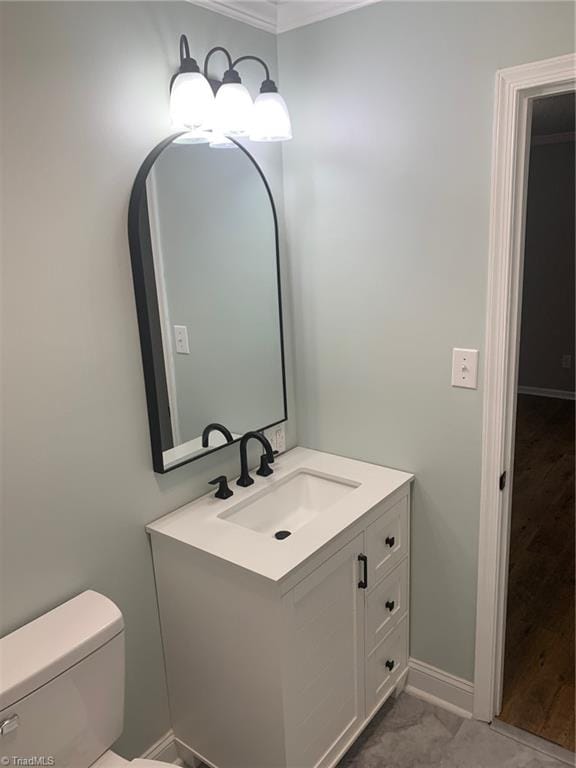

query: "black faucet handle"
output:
209 475 233 499
269 450 279 464
256 454 274 477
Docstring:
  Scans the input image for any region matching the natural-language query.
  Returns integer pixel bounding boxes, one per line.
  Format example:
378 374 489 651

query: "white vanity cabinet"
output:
281 533 366 768
147 449 412 768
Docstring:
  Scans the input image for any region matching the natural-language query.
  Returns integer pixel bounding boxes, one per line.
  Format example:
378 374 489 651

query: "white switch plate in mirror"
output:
265 423 286 454
451 348 479 389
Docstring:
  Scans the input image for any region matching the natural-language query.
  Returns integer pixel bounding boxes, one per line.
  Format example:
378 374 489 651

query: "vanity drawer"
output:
367 495 408 586
365 617 408 716
366 558 408 654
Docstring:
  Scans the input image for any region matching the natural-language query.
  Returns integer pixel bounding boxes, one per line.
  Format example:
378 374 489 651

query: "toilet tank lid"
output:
0 590 124 711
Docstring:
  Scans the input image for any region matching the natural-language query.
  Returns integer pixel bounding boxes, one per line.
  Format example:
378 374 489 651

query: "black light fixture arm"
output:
232 55 271 82
203 46 234 78
171 34 203 89
176 34 202 73
202 46 276 92
232 55 278 92
179 34 191 65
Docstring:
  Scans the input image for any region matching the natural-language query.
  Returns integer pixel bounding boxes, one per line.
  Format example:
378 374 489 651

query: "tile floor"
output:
337 693 573 768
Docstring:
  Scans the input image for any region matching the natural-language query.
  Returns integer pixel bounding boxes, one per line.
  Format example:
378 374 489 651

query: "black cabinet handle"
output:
385 536 395 548
358 554 368 589
385 600 395 612
385 659 395 671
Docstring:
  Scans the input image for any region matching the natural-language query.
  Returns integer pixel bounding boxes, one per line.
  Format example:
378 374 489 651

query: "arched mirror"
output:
128 136 287 472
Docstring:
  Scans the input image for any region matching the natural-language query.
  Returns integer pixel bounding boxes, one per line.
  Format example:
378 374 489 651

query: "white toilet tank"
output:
0 591 125 767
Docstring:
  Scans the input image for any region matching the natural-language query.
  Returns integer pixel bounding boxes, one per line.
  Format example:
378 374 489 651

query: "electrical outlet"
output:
561 354 572 369
265 424 286 455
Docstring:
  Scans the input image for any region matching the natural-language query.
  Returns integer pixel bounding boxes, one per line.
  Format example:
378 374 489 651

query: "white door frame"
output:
473 53 576 722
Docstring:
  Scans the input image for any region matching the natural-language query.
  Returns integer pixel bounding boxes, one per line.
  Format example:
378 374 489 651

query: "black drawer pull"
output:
385 536 395 548
385 659 395 671
385 600 395 612
358 554 368 589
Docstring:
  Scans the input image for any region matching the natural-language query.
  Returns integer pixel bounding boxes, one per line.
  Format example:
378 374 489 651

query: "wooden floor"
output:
499 394 575 752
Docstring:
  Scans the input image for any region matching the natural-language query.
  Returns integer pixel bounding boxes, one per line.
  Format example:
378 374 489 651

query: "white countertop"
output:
146 447 413 583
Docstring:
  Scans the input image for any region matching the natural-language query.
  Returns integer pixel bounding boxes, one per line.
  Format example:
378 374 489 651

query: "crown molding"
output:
276 0 382 33
188 1 277 34
187 1 384 34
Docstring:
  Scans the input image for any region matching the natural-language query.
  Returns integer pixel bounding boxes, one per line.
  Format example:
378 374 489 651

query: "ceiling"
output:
188 0 382 34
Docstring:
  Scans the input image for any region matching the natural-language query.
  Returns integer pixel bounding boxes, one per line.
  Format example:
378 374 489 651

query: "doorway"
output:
497 92 575 751
473 53 576 736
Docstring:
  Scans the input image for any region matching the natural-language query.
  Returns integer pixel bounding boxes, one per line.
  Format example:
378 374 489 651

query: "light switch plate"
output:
451 348 479 389
265 424 286 454
174 325 190 354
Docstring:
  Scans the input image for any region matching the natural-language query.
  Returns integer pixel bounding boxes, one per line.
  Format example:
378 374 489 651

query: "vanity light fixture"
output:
169 36 215 132
169 36 292 143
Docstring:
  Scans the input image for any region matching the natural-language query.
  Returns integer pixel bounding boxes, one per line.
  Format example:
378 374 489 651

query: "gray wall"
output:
0 2 294 758
518 139 575 394
278 1 575 681
152 143 285 443
2 1 574 757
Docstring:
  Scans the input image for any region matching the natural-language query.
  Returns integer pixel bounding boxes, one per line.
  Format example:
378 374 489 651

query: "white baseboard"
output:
406 658 474 719
174 737 214 768
140 729 181 764
518 385 575 401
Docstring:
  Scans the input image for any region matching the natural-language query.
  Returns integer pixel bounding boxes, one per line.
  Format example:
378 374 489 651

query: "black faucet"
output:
201 422 234 448
237 431 275 487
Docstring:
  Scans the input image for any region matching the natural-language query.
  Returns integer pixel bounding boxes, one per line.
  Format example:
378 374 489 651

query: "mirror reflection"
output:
130 137 286 471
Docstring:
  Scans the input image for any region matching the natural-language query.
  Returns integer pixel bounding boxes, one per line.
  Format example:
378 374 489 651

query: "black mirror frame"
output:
127 133 288 473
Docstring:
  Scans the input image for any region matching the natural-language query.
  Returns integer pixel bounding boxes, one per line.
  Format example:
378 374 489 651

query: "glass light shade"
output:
213 83 253 137
174 128 211 145
250 92 292 142
209 133 237 149
170 72 215 130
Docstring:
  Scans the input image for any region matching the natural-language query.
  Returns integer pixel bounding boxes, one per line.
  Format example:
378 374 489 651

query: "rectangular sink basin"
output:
218 470 359 537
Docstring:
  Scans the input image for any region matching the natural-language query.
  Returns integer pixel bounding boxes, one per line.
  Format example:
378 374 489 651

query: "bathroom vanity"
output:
147 448 413 768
